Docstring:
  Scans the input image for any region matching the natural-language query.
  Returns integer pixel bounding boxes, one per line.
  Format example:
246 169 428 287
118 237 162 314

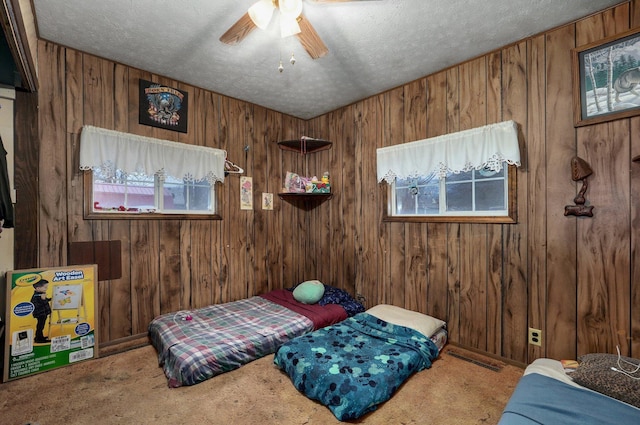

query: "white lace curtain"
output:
79 126 226 184
377 120 521 184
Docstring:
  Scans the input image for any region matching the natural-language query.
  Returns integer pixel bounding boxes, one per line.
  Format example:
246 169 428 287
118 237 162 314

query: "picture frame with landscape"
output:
573 27 640 127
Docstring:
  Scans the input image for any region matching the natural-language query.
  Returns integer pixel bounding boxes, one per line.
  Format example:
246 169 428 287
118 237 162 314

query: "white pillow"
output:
366 304 445 337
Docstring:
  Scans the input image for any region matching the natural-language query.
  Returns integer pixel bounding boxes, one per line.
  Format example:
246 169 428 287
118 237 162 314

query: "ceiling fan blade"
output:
219 12 257 45
295 14 328 59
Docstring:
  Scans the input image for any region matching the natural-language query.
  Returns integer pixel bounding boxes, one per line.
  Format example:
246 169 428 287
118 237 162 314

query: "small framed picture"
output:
573 27 640 127
139 79 188 133
240 176 253 210
262 193 273 210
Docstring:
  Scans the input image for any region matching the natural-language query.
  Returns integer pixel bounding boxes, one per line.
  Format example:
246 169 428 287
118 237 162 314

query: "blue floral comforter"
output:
273 312 440 421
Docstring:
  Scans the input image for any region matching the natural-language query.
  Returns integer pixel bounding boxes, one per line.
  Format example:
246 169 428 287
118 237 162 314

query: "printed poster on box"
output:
3 264 98 382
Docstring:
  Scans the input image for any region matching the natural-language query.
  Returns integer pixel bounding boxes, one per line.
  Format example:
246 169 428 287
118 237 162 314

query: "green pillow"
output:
293 280 325 304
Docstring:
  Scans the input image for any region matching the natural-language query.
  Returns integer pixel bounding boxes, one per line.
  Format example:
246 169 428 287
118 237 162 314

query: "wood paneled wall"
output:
16 1 639 363
31 41 309 347
304 1 640 364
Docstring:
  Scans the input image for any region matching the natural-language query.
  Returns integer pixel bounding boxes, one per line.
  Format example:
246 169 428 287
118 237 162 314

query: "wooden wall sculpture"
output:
564 157 594 217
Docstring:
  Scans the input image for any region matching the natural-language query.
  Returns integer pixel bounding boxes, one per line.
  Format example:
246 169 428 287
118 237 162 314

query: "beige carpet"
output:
0 345 523 425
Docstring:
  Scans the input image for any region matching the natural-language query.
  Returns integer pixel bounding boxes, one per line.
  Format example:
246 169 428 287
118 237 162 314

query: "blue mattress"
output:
499 372 640 424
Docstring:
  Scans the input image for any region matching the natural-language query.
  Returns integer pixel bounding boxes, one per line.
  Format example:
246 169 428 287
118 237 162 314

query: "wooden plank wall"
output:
16 1 639 363
32 41 308 347
304 1 640 364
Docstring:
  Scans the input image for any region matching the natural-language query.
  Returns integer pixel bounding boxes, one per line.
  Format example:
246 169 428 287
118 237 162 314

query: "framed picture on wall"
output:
139 79 188 133
573 27 640 127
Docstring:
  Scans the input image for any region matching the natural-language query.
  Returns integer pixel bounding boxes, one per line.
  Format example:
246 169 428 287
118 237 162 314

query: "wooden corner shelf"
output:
278 137 333 210
278 193 332 211
278 137 332 154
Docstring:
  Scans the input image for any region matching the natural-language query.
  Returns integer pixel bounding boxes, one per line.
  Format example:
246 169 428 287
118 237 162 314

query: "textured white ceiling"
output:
32 0 622 119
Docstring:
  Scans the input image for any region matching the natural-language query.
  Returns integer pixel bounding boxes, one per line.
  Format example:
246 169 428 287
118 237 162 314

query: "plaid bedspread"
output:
148 296 314 387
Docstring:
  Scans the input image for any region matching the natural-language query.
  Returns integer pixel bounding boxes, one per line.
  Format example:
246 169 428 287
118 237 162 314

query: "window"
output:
389 166 515 222
90 168 215 215
377 121 520 223
79 126 225 219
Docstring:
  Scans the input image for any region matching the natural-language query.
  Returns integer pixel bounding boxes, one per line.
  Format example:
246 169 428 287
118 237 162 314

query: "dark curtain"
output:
0 135 14 228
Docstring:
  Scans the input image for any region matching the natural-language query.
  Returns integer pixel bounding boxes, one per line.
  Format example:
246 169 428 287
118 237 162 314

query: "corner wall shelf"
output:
278 137 332 154
278 136 333 210
278 193 332 211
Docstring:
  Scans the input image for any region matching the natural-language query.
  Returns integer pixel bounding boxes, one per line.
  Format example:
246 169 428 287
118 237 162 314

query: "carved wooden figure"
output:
564 157 594 217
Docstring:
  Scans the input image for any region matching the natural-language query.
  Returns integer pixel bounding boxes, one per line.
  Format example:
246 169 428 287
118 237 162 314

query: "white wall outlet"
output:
528 327 542 346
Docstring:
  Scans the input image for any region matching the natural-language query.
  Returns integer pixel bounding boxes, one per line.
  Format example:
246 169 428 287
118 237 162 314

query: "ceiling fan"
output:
219 0 377 59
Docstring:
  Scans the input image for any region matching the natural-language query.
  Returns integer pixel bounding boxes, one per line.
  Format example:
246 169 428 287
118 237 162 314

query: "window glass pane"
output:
416 183 439 214
190 181 212 210
476 167 504 180
164 177 212 212
415 175 435 186
388 166 513 221
445 181 472 211
395 187 416 215
126 182 157 209
394 177 439 215
93 168 155 211
92 168 215 215
445 170 472 182
93 182 126 209
164 179 186 210
475 180 505 211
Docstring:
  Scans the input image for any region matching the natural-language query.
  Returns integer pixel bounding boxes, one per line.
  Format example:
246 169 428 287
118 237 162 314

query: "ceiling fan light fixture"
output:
279 0 303 19
222 0 329 60
248 0 276 29
280 16 301 38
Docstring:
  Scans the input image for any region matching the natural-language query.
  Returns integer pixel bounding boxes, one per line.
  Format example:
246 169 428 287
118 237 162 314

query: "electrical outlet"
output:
528 327 542 346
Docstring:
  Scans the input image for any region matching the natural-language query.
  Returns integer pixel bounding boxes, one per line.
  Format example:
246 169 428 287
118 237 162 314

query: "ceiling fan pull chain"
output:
278 44 284 73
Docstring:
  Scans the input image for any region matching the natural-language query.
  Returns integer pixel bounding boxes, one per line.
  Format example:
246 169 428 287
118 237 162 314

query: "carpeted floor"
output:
0 344 523 425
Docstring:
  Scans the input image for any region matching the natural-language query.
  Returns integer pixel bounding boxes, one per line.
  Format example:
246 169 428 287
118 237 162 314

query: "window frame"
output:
381 165 517 224
83 171 222 220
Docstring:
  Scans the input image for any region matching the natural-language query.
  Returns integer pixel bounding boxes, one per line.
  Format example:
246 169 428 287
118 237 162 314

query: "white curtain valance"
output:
79 126 226 184
377 120 521 184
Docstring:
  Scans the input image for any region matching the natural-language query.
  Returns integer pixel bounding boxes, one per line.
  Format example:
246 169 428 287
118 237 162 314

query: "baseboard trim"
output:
98 333 149 357
445 348 504 372
447 342 527 369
